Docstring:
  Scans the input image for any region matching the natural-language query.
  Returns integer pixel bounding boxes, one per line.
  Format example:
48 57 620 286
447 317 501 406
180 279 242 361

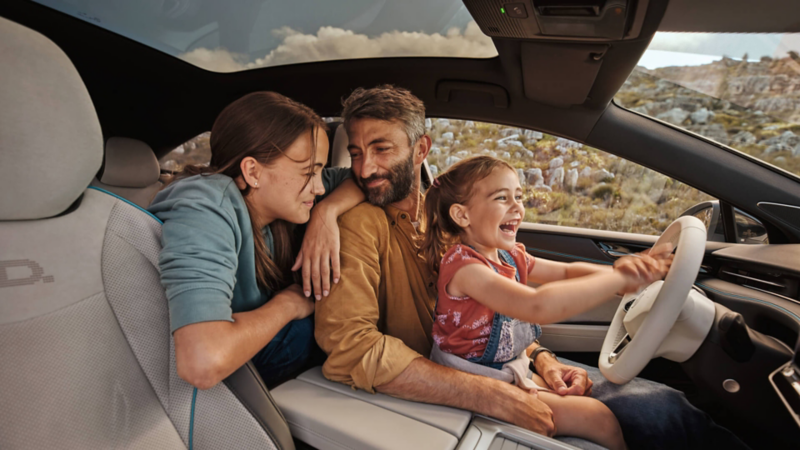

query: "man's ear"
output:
450 203 470 228
414 135 432 165
239 157 263 189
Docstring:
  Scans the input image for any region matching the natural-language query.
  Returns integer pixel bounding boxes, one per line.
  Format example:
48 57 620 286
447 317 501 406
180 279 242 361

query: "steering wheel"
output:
599 216 708 384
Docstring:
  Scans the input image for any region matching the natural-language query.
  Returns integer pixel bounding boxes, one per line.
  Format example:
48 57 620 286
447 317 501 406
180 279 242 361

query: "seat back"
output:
0 16 291 450
91 137 163 208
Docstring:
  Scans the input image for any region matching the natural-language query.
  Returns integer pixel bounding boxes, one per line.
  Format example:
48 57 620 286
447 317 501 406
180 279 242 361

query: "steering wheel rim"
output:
599 216 707 384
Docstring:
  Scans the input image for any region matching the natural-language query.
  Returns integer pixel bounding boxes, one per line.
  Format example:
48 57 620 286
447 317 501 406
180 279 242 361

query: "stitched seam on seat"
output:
88 186 163 224
0 290 105 326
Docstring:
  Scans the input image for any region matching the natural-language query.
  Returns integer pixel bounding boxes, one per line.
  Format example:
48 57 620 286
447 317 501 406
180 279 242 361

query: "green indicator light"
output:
500 7 505 13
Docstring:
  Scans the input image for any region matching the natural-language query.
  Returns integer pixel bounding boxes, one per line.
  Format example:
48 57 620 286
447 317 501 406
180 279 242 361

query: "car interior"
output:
1 0 800 449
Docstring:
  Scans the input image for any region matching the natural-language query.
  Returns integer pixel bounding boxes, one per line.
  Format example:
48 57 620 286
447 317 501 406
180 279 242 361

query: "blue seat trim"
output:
88 186 162 224
189 387 198 450
695 282 800 324
525 247 612 265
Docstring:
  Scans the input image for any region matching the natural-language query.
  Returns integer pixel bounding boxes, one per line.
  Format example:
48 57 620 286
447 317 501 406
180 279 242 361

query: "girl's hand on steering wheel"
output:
292 206 341 301
614 250 671 293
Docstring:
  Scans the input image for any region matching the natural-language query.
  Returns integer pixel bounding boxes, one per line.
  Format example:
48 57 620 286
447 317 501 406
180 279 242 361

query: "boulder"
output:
535 185 552 192
453 140 460 146
580 167 592 178
566 168 579 190
764 143 793 155
780 131 800 147
464 121 475 128
429 146 442 156
425 118 432 129
436 118 450 128
514 152 522 159
507 140 523 148
444 156 461 168
525 168 544 186
442 132 454 141
516 169 526 186
592 168 615 182
570 161 580 167
497 142 508 148
656 108 690 125
773 157 787 165
548 157 564 169
695 123 730 145
549 167 565 188
690 108 714 125
501 152 512 159
524 130 543 140
456 150 470 158
483 139 494 145
501 128 521 137
429 165 439 176
525 150 534 158
731 131 756 146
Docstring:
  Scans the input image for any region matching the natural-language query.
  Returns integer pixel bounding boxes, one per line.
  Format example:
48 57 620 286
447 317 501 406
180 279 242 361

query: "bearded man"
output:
314 85 749 450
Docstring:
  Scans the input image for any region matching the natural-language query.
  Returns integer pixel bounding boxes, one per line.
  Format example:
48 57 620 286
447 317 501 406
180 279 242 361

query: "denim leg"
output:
251 316 318 387
553 358 751 450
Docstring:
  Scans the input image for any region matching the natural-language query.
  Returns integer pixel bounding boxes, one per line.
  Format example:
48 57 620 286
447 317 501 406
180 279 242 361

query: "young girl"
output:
420 156 672 450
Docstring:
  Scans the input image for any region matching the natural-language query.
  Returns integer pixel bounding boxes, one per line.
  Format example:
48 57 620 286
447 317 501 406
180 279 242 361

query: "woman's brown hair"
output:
420 156 516 275
170 91 327 292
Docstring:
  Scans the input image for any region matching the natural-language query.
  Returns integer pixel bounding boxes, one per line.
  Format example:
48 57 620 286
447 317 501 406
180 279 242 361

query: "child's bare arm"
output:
450 263 644 325
528 258 611 285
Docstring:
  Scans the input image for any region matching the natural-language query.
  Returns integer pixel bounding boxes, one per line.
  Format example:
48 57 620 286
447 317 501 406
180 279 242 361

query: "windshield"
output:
615 32 800 180
32 0 497 72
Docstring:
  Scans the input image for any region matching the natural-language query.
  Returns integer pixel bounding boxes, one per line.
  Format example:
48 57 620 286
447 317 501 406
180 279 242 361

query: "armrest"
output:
271 377 458 450
296 367 472 437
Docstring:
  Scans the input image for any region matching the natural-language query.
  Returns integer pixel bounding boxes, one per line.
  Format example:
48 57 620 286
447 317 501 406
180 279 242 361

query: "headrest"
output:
100 138 160 188
330 124 351 168
0 17 102 220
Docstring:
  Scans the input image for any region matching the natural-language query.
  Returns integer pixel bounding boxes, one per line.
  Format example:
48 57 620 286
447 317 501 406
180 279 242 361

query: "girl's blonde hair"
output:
420 156 516 275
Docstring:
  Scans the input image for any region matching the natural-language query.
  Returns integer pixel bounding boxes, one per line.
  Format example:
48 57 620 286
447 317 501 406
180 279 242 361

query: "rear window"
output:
614 32 800 180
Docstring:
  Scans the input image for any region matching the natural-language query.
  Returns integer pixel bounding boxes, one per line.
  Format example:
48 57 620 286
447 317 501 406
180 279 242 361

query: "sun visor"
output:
521 42 607 107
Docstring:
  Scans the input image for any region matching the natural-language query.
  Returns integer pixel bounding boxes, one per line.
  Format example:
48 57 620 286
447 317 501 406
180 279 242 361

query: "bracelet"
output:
530 346 557 368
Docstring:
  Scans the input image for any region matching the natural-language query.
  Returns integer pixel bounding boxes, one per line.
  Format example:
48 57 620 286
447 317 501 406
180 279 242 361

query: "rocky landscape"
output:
161 55 798 236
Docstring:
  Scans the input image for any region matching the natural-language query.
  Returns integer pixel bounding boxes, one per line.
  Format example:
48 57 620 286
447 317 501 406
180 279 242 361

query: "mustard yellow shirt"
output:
315 202 438 393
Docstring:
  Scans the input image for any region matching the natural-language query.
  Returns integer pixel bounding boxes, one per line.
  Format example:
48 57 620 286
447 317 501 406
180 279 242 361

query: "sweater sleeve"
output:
320 166 352 199
150 180 241 332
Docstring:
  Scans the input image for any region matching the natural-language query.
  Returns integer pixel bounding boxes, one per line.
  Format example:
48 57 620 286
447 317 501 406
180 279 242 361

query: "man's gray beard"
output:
360 152 415 208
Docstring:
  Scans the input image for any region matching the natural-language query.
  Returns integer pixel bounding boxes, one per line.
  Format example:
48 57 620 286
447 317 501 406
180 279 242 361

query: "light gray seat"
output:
91 137 163 208
0 17 292 450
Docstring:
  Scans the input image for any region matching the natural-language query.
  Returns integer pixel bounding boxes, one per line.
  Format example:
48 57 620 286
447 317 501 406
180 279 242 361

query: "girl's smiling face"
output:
451 166 525 256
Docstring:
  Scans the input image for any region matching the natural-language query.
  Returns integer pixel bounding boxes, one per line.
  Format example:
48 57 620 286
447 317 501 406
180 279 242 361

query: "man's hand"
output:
534 352 593 396
292 205 341 301
377 358 556 437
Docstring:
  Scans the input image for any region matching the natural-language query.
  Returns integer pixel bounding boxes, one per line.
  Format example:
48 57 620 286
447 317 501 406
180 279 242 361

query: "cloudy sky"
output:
34 0 800 73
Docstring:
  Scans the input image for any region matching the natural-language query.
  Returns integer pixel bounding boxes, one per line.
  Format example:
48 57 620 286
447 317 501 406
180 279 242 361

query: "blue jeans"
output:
251 316 320 387
554 358 751 450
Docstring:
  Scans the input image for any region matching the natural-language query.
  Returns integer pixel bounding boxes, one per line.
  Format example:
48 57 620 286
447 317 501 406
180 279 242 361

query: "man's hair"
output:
341 85 426 147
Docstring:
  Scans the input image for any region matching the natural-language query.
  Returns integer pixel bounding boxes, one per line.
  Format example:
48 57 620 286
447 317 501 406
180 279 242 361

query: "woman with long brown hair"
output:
149 92 363 388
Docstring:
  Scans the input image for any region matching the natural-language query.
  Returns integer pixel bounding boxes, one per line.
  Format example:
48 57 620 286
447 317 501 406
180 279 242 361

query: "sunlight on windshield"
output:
615 32 800 179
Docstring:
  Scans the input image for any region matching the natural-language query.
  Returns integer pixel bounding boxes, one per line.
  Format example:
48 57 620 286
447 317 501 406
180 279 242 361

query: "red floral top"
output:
432 243 535 359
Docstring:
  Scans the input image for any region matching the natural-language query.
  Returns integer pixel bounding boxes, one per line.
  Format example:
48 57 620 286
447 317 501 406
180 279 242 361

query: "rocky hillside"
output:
615 56 800 178
425 118 712 236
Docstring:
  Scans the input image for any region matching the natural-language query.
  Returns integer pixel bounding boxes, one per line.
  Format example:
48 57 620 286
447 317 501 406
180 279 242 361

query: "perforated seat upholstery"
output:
0 17 292 450
91 137 163 208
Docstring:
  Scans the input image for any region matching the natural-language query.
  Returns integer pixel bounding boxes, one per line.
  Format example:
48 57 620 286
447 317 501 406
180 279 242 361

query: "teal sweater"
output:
149 169 351 332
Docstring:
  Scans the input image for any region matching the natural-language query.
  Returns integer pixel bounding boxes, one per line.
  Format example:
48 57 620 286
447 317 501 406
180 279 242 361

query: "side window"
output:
425 119 716 236
159 132 211 171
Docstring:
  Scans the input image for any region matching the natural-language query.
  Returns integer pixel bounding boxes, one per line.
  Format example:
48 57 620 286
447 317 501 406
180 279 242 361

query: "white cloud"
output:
179 21 497 72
